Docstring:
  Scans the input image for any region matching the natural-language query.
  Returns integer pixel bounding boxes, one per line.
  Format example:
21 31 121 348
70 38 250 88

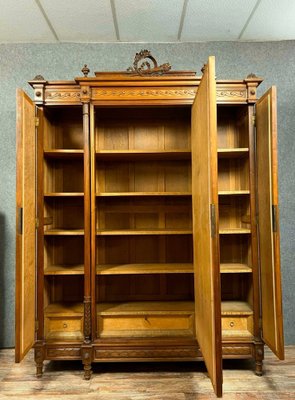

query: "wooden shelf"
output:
44 192 84 197
219 228 251 234
44 265 84 275
96 263 193 275
96 150 191 160
96 301 194 314
221 301 253 316
220 263 252 273
96 192 192 197
44 229 84 236
218 190 250 195
44 149 84 158
218 148 249 158
96 229 192 236
45 302 84 315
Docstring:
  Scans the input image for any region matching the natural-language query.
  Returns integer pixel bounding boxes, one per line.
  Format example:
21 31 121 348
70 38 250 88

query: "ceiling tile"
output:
181 0 257 41
0 0 56 42
40 0 116 42
115 0 183 42
241 0 295 40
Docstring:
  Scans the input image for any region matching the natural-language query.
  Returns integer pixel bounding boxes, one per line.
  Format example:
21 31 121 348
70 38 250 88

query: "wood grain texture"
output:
15 89 36 362
191 56 222 397
256 87 284 360
2 347 295 399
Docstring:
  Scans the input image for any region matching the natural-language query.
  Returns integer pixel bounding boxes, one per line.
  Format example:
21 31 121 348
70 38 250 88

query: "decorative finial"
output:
247 73 257 79
127 50 171 76
32 75 45 81
81 64 90 77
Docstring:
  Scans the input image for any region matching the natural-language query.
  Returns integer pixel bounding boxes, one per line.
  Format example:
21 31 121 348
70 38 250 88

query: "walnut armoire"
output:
15 53 284 397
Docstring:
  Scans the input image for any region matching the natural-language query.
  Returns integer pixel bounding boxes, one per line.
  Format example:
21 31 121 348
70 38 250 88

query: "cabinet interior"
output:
41 104 254 341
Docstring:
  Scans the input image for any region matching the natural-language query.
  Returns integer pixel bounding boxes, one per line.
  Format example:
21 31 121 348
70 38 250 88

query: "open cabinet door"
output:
256 87 284 359
15 89 36 362
191 57 222 397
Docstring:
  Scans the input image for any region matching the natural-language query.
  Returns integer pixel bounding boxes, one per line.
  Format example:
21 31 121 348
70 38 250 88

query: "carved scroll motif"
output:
127 50 171 76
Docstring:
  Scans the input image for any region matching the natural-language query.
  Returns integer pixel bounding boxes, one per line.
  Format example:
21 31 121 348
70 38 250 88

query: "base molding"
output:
41 340 255 362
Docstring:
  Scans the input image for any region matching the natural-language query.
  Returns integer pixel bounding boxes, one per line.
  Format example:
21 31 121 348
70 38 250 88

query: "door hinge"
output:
252 115 256 127
210 204 216 238
35 320 39 332
17 207 23 235
35 117 39 127
35 218 40 229
272 205 278 232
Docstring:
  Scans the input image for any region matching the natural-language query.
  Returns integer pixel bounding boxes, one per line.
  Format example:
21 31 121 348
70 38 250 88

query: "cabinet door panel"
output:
191 57 222 397
256 86 284 359
15 89 36 362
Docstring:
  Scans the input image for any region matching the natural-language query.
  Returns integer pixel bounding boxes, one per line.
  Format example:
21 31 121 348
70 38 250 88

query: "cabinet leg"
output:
83 362 92 380
81 345 92 380
254 343 264 376
34 342 45 378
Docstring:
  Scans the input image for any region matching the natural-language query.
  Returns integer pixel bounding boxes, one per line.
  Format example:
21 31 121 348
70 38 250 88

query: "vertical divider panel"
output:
83 103 91 343
36 107 45 341
90 104 97 339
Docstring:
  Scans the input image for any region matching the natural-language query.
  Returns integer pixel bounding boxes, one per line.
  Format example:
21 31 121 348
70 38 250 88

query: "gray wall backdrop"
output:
0 42 294 348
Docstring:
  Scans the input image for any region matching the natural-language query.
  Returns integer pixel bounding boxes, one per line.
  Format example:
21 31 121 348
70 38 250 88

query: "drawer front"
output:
45 316 83 340
222 315 253 338
97 314 194 338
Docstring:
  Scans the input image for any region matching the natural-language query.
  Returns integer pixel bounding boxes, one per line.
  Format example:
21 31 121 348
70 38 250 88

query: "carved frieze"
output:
92 88 196 101
95 348 199 360
45 89 81 104
46 347 81 358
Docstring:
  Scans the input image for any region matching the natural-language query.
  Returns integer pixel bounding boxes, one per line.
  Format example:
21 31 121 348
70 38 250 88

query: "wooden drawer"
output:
222 315 253 338
45 315 84 341
97 302 195 338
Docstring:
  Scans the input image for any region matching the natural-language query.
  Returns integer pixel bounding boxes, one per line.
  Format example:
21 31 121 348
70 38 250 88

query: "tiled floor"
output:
0 347 294 399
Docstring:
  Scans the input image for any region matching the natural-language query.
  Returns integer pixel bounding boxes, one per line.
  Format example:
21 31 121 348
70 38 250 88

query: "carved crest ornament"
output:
127 50 172 76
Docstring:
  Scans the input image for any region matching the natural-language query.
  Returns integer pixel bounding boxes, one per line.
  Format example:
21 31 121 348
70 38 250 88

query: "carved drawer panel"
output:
222 315 253 338
45 315 84 341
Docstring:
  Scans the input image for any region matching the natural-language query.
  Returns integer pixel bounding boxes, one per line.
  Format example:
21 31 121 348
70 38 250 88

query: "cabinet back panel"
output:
44 236 84 268
44 108 83 150
95 107 191 151
96 160 191 193
96 197 192 230
96 236 193 265
44 159 84 193
221 274 252 303
96 274 194 302
219 236 252 266
219 196 250 229
44 276 84 303
44 197 84 230
218 158 249 191
217 106 249 149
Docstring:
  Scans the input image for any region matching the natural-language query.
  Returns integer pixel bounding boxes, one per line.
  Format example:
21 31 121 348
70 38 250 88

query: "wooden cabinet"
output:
15 54 284 397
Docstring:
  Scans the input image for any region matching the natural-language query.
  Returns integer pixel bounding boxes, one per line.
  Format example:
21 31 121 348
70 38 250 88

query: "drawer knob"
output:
63 323 68 328
230 321 235 328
